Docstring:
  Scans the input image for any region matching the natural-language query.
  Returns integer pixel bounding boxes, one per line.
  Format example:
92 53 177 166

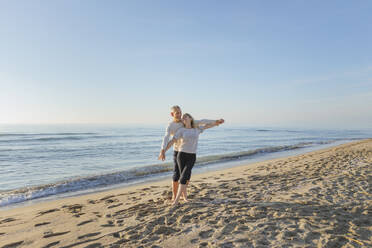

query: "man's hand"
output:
158 150 166 161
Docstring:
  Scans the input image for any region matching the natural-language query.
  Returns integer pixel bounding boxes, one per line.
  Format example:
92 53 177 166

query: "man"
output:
158 105 224 201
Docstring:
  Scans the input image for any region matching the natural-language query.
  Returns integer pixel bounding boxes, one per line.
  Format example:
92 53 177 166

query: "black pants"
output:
172 151 180 182
176 152 196 184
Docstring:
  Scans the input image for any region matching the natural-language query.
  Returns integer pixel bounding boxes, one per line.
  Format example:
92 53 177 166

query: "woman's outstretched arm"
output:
202 120 223 130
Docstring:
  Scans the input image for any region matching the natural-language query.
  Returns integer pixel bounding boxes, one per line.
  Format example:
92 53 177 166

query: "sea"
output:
1 124 371 209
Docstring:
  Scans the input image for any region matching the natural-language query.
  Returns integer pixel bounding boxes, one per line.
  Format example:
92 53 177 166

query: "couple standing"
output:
158 105 224 205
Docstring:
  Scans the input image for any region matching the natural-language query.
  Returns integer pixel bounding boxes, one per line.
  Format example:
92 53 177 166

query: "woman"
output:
164 113 223 205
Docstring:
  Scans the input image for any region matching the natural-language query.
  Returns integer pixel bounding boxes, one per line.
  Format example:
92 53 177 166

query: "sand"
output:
0 139 371 248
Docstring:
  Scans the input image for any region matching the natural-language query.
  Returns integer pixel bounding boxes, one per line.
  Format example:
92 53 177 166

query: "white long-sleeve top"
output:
161 119 215 151
173 127 203 154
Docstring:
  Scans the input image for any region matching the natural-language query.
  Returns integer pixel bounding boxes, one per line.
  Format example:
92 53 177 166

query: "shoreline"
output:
0 138 358 211
0 139 356 212
0 139 371 247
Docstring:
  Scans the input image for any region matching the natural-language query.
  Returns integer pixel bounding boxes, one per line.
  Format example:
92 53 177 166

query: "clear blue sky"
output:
1 0 371 128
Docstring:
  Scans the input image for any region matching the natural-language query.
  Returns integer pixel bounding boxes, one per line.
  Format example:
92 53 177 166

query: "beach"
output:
0 139 371 248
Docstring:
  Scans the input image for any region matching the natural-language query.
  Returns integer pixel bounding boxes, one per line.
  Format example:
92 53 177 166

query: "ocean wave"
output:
0 136 84 143
255 129 304 133
0 132 97 137
0 140 335 207
196 141 333 164
0 162 172 207
0 135 121 143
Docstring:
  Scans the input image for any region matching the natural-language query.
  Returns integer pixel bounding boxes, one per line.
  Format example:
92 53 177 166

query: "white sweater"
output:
161 119 215 151
173 127 203 154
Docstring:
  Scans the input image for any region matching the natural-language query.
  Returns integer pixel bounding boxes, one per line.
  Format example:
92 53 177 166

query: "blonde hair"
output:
171 105 181 112
183 113 195 128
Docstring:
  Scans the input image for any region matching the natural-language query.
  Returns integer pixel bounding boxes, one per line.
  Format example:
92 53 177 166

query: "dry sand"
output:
0 139 371 248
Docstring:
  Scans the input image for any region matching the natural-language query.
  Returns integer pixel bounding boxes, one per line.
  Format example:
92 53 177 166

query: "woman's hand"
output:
217 119 224 125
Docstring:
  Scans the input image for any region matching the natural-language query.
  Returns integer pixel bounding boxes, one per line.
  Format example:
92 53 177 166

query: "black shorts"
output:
176 152 196 185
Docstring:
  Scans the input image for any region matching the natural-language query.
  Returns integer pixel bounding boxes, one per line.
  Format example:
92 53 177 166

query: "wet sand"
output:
0 139 371 248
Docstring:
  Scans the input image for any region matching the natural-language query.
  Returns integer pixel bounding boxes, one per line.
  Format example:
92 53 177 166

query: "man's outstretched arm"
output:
158 125 171 161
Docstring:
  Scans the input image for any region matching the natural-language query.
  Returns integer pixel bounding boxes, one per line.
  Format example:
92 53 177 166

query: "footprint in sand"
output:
83 243 102 248
35 222 50 227
234 238 251 245
190 238 199 244
101 221 115 227
43 231 70 238
105 198 119 204
37 209 60 216
0 217 17 224
111 232 121 238
42 241 60 248
73 213 85 218
116 219 124 226
77 219 94 226
78 232 101 239
199 229 214 239
153 226 180 235
2 241 24 248
198 241 209 247
108 203 123 209
87 199 98 204
62 204 83 214
218 223 238 237
100 195 116 201
304 231 321 244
